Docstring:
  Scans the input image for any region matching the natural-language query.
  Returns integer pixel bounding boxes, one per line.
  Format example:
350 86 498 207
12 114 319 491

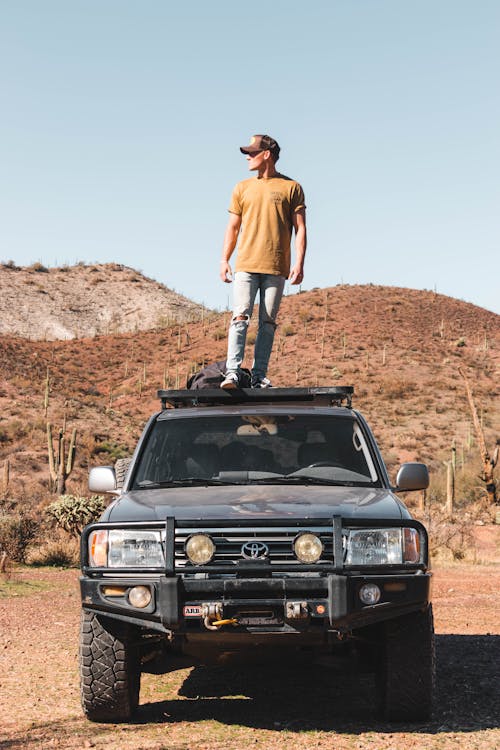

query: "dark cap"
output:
240 134 280 158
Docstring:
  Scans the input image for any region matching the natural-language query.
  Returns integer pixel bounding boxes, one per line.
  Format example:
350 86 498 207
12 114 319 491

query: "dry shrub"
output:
396 431 419 450
428 460 493 508
411 454 498 561
413 496 495 562
27 530 79 567
29 262 49 273
298 309 314 323
0 512 39 563
425 510 475 561
380 378 417 399
0 419 29 443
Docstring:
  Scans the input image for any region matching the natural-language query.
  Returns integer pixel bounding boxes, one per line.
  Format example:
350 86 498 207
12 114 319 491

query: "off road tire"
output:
80 610 140 722
377 604 435 721
114 457 132 490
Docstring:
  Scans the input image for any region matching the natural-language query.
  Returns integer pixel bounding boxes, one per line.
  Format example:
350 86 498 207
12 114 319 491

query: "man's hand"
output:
288 265 304 285
220 260 233 283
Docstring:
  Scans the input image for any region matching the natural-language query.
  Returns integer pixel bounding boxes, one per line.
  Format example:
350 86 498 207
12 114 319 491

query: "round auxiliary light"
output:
293 532 323 564
185 534 216 565
128 585 152 609
359 583 381 606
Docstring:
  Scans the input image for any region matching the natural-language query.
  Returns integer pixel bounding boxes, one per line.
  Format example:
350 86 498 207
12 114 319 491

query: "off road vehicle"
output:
80 387 434 722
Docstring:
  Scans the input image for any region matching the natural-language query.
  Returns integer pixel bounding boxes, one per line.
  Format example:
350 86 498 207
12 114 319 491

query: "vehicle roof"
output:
156 404 359 421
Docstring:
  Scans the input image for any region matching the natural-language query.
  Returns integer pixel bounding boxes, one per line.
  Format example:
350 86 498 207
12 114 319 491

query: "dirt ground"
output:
0 564 499 750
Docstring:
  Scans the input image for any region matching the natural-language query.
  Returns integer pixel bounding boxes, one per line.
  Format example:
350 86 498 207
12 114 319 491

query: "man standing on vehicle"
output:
219 134 307 389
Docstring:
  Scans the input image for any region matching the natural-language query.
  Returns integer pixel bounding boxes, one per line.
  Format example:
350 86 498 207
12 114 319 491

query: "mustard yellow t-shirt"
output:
228 174 306 277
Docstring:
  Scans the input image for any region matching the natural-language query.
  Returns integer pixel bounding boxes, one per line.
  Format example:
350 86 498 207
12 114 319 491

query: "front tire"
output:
377 604 435 721
80 610 140 722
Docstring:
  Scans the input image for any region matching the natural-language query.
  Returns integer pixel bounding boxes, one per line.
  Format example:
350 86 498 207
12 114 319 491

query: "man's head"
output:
240 134 280 163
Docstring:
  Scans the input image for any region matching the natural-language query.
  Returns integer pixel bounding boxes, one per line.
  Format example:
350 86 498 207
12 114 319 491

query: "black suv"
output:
80 387 434 723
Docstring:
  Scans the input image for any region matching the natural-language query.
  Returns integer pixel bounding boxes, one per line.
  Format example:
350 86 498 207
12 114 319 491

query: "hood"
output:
102 484 409 523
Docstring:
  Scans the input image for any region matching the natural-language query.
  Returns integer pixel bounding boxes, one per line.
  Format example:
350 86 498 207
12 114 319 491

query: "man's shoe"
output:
221 372 239 389
251 376 272 389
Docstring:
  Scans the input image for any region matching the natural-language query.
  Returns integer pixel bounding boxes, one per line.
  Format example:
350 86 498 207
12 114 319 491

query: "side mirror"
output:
89 466 117 493
395 462 429 491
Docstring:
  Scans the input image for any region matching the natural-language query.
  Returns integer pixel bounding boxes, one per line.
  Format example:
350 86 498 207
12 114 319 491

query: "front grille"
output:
174 526 334 570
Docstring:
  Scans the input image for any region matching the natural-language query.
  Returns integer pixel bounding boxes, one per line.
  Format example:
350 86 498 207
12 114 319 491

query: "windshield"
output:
131 413 380 489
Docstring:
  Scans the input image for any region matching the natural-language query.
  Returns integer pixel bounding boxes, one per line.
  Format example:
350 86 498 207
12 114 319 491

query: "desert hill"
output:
0 262 208 340
0 283 498 510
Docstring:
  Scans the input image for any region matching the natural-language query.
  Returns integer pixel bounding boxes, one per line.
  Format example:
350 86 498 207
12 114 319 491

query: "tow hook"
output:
201 602 238 631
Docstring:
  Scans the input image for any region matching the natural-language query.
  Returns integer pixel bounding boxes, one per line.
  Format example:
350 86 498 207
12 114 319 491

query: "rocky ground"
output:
0 263 207 340
0 563 498 750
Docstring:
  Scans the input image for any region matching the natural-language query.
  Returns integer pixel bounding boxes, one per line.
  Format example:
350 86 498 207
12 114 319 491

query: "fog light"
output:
128 585 152 608
102 586 126 597
359 583 381 605
185 534 216 565
293 532 323 563
384 582 407 593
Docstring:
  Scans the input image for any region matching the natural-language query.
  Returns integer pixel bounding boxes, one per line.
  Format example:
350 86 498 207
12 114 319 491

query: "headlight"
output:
185 533 215 565
89 529 108 567
345 528 403 565
403 528 421 563
88 529 165 568
293 532 323 563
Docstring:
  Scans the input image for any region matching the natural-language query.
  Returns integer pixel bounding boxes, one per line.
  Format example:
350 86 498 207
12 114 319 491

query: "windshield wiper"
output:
251 476 357 486
135 478 244 489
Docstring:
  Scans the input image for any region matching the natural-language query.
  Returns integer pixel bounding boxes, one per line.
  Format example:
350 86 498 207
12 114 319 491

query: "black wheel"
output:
377 604 435 721
114 457 132 490
80 610 140 722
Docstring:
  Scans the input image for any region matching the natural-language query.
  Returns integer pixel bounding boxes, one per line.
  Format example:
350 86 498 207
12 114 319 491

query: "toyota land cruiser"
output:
80 387 433 723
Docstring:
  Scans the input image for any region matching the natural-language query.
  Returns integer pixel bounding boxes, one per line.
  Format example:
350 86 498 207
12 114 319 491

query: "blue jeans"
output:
226 272 286 381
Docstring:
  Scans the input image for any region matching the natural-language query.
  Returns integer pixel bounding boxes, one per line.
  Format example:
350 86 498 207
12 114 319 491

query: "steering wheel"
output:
307 461 339 468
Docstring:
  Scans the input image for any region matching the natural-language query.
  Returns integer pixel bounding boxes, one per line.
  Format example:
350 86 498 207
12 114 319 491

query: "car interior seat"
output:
185 444 219 478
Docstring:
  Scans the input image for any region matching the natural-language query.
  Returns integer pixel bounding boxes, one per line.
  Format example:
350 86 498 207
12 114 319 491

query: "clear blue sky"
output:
1 1 499 313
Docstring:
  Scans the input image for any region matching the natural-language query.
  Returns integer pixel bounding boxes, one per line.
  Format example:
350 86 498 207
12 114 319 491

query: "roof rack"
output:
157 386 354 410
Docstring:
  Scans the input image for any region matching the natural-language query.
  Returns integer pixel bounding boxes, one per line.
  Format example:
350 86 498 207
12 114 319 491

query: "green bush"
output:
45 495 107 537
0 513 39 563
92 440 129 461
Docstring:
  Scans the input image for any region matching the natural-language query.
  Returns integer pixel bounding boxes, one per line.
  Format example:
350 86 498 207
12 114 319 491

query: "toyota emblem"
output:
241 541 269 559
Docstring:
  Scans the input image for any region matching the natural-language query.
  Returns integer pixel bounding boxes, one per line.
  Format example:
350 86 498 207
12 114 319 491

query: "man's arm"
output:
220 212 242 283
289 208 307 285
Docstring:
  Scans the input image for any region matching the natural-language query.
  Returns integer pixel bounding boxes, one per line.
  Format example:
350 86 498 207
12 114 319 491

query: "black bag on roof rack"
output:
186 360 252 390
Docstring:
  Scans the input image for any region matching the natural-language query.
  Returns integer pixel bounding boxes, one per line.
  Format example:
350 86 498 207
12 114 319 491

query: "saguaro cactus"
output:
459 369 498 504
47 423 77 494
43 367 51 417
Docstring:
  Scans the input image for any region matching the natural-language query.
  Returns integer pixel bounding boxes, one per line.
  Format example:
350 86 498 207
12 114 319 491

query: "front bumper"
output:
80 570 432 634
80 516 431 634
